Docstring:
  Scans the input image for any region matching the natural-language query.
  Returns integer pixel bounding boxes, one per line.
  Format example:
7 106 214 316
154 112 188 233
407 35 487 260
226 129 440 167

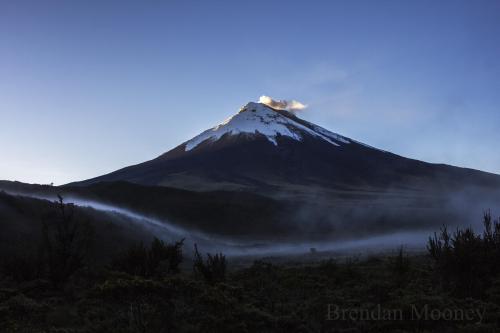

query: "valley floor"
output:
1 252 500 333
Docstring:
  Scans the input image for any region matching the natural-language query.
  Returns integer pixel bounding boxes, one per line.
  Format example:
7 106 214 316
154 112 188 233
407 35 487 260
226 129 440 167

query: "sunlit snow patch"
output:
185 102 351 151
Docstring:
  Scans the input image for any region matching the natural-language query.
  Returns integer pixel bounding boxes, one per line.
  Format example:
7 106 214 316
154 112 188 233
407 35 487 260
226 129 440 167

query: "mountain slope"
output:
5 101 500 240
70 101 500 195
0 180 483 242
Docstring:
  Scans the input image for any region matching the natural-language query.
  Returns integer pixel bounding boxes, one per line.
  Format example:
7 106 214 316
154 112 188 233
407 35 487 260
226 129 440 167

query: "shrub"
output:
193 244 226 284
148 237 184 275
113 238 184 278
427 211 500 296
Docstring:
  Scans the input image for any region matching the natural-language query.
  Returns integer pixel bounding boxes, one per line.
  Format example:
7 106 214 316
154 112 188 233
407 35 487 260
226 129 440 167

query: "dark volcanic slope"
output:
70 102 500 195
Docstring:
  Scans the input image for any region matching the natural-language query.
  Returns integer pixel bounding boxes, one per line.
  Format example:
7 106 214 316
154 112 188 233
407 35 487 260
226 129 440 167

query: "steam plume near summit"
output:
259 96 307 113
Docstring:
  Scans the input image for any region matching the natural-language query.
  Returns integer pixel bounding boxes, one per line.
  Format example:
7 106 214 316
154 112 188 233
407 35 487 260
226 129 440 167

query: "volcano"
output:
71 101 500 196
4 100 500 240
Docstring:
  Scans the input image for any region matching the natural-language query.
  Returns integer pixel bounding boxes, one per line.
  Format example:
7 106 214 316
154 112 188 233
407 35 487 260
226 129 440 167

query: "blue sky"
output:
1 0 500 184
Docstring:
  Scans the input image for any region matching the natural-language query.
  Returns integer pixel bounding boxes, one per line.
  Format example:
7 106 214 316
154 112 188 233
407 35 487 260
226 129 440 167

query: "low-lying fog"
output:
3 190 437 258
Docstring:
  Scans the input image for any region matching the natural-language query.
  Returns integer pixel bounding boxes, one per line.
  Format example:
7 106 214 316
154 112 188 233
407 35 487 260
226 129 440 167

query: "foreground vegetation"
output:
1 197 500 332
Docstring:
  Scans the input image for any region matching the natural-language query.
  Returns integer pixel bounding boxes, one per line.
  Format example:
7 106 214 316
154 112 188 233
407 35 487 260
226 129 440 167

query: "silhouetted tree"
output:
41 195 94 287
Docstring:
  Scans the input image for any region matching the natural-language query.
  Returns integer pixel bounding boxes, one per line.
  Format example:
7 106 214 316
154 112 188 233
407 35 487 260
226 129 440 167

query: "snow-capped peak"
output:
184 102 351 151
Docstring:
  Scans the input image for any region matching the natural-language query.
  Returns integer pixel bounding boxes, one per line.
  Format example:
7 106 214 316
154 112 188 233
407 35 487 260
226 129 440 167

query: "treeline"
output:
0 195 227 287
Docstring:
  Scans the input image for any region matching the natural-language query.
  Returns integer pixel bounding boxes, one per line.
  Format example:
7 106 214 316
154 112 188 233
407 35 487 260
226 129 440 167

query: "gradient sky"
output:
1 0 500 185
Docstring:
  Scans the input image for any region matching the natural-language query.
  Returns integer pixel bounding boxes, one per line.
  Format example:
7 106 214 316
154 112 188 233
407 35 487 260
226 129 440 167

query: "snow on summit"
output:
184 99 351 151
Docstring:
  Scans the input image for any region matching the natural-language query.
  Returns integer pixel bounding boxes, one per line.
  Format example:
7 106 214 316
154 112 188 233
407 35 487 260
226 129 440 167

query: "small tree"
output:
41 195 94 287
193 244 226 284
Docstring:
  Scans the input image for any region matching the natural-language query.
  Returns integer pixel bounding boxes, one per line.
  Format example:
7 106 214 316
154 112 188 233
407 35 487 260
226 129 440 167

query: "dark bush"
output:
427 211 500 296
113 237 184 277
193 244 226 284
148 237 184 275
